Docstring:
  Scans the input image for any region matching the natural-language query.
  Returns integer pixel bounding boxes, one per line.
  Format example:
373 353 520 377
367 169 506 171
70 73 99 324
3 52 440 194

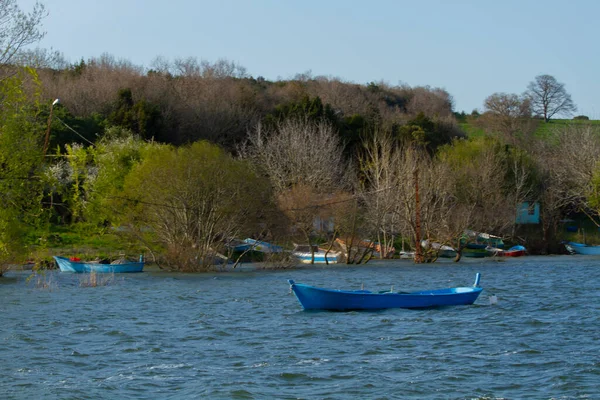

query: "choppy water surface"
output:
1 256 599 399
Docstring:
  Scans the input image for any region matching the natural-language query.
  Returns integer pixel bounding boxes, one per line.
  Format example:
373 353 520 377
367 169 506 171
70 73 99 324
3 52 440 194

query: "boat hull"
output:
288 277 482 311
292 251 340 264
503 245 526 257
54 256 144 273
567 242 600 255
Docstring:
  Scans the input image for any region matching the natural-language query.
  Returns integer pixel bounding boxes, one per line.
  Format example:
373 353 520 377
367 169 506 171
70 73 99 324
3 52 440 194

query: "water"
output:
1 256 598 399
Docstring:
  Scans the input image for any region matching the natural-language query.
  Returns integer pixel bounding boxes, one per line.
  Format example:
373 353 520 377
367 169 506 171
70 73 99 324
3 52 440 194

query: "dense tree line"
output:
2 0 598 274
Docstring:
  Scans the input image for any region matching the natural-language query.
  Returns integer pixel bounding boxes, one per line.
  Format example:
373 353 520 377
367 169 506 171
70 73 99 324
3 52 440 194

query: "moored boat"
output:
292 245 341 264
288 273 483 311
566 242 600 255
421 240 457 258
53 256 144 273
503 245 526 257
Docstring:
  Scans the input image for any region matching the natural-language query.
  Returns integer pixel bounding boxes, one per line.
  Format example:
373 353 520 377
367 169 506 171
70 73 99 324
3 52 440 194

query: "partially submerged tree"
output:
121 141 274 271
243 117 353 263
433 137 516 260
533 125 600 246
525 74 576 122
359 131 401 259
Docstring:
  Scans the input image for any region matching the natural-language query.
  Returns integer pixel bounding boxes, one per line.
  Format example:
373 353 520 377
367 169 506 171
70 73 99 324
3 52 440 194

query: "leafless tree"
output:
525 74 576 122
11 47 68 69
359 131 401 258
534 125 600 244
0 0 46 68
243 118 351 193
478 92 536 143
242 117 354 262
410 138 517 261
405 86 454 119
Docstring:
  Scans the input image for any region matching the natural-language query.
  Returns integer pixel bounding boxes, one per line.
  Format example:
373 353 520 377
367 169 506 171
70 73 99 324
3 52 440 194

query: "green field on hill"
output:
460 118 600 139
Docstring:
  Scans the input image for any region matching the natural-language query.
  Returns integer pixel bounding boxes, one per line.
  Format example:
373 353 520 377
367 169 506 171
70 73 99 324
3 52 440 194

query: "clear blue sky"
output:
18 0 600 117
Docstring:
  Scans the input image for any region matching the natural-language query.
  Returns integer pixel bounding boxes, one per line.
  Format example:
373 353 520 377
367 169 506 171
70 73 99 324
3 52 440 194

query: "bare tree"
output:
359 131 401 259
243 118 351 193
11 47 68 69
525 74 576 122
416 138 517 261
534 125 600 244
478 92 536 143
0 0 46 67
242 117 354 262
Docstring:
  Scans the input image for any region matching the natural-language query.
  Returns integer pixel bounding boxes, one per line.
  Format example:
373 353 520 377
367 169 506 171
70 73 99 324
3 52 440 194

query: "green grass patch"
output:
460 118 600 140
25 223 143 262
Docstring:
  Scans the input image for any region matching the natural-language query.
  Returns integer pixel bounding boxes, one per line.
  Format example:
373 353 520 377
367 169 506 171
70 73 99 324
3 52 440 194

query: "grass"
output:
24 223 145 268
461 118 600 140
79 271 115 287
26 269 58 290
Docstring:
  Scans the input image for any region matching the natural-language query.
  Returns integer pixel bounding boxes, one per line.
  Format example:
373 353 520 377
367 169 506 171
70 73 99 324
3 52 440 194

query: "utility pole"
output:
414 164 423 263
43 99 60 156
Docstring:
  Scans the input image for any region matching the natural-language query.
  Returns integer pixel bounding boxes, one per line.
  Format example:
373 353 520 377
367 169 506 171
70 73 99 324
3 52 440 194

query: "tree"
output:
121 141 275 271
242 117 353 263
243 118 351 193
0 0 46 69
108 88 163 141
419 137 518 261
536 125 600 246
359 131 401 260
478 92 535 143
525 75 576 122
0 68 46 274
83 130 147 228
398 112 464 154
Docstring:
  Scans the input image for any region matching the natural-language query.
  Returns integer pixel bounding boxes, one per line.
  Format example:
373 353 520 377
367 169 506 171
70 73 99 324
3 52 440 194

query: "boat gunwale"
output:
291 282 482 297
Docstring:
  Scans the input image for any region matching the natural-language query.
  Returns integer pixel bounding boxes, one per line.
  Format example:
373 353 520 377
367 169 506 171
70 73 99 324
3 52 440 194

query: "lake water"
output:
1 256 598 399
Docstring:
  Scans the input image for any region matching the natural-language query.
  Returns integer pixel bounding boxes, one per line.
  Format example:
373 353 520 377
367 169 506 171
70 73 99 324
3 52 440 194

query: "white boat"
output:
421 240 457 258
292 245 341 264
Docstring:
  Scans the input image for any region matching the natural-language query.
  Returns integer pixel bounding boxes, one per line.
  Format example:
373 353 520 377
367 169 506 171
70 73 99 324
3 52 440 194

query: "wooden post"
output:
43 99 59 156
414 165 423 263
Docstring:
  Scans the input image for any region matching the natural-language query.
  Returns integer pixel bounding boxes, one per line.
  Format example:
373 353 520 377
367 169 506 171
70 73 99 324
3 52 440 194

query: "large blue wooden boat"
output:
53 256 145 273
288 273 482 311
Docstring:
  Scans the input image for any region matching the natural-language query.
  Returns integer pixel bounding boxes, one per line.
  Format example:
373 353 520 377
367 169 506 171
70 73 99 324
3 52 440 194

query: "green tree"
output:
266 95 337 127
0 68 46 273
398 112 462 153
83 130 147 229
108 88 163 141
121 141 275 271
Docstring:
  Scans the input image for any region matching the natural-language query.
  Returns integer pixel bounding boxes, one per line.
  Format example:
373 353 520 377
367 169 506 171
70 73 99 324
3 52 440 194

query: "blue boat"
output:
288 273 482 311
566 242 600 255
227 238 283 253
53 256 144 273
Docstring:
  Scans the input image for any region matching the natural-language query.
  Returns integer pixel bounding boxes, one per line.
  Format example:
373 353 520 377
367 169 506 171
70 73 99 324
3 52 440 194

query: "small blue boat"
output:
566 242 600 255
288 273 482 311
53 256 144 273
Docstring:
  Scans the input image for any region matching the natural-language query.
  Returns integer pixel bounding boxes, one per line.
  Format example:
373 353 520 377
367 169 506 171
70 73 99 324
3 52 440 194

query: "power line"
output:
54 116 96 146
